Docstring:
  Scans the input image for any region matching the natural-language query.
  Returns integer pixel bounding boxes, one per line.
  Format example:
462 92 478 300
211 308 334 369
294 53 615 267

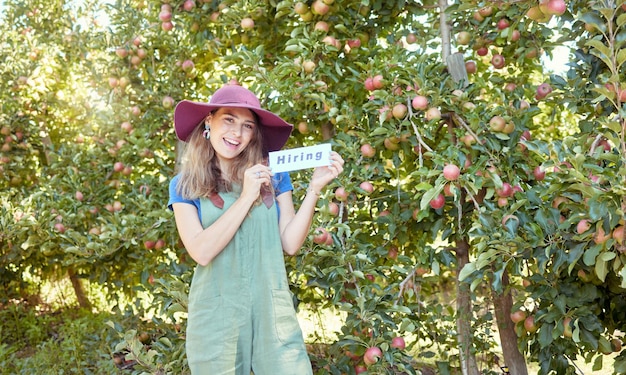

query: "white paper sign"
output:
269 143 332 173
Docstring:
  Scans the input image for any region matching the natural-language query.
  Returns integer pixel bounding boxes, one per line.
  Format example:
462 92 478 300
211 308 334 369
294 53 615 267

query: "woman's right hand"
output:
241 164 273 201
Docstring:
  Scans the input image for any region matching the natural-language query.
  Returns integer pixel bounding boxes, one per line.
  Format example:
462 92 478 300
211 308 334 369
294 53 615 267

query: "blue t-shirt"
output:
167 172 293 219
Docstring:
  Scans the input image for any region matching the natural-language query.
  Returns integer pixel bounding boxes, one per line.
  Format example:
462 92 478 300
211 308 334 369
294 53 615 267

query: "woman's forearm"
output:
280 189 321 255
173 194 257 266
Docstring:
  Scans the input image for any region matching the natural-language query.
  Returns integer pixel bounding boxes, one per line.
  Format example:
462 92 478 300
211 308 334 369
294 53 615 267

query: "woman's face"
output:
207 107 258 164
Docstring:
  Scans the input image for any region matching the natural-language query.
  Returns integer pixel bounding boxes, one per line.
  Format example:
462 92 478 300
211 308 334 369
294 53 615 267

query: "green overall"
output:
186 192 313 375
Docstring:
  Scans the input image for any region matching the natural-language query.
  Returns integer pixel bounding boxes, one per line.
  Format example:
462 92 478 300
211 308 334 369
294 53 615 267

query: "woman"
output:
168 84 344 374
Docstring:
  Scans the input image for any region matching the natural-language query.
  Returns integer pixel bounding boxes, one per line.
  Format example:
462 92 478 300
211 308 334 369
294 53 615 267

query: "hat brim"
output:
174 100 293 152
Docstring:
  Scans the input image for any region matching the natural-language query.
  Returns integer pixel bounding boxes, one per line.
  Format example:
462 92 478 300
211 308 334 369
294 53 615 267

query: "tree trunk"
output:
492 271 528 375
68 268 91 310
456 239 480 375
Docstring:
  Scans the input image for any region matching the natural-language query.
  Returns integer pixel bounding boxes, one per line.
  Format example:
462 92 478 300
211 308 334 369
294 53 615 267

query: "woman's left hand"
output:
310 151 344 192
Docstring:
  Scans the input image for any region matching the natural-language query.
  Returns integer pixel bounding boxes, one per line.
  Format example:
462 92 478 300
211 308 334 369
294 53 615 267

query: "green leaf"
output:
618 48 626 69
599 251 616 262
595 258 609 282
538 322 554 348
458 262 475 281
370 127 389 136
284 44 303 53
586 39 614 68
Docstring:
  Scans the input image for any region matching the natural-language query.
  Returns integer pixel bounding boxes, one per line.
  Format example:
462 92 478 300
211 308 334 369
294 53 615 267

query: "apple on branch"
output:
363 346 382 366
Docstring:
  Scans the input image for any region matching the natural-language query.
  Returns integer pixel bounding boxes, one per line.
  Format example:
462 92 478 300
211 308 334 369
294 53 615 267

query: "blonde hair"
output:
176 108 266 200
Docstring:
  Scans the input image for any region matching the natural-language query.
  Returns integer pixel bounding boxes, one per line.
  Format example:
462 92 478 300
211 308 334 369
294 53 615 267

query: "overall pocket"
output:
271 289 304 346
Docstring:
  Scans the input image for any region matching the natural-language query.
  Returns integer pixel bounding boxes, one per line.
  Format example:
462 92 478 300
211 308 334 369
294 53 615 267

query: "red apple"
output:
497 18 510 30
297 121 309 134
390 336 406 350
346 39 361 49
504 82 517 92
429 194 445 209
113 161 124 172
120 121 133 133
425 107 441 121
302 60 316 73
613 225 624 244
576 219 590 235
162 96 175 109
159 10 172 22
155 239 166 250
533 166 546 181
465 61 477 74
511 29 521 42
313 227 330 245
182 59 195 72
563 317 573 337
108 77 119 88
478 6 493 17
443 164 461 181
240 17 255 30
524 316 538 333
510 309 527 323
75 191 84 201
387 246 398 259
535 83 553 99
359 181 374 194
541 0 566 15
360 143 375 158
364 77 375 91
314 21 329 32
183 0 195 11
412 95 429 110
54 223 66 233
456 31 471 45
372 74 384 89
594 226 611 244
491 54 505 69
496 182 513 198
161 21 173 32
311 0 330 15
489 115 506 132
392 103 407 119
384 137 400 150
113 201 123 212
328 202 339 216
115 47 128 58
144 240 156 250
476 47 488 56
335 187 348 201
363 346 382 366
294 2 308 14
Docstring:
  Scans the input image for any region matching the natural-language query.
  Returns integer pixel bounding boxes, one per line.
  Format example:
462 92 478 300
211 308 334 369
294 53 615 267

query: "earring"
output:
202 124 210 140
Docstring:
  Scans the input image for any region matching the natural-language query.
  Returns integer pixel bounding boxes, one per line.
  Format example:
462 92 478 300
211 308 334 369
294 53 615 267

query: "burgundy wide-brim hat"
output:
173 84 293 152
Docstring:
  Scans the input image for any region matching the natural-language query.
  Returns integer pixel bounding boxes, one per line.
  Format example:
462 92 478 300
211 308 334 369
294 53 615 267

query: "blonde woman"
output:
168 84 344 374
